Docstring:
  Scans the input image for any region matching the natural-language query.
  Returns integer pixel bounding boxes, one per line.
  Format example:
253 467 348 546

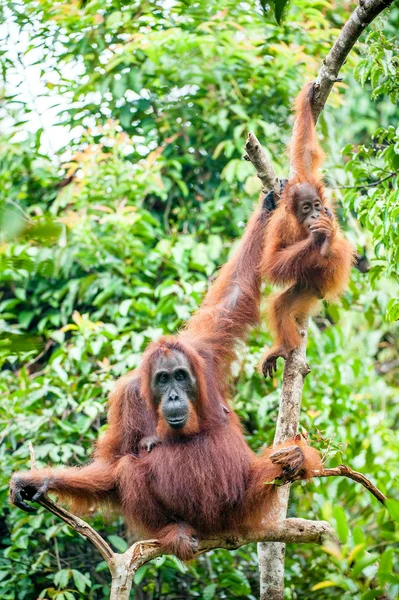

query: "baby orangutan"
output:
261 82 355 377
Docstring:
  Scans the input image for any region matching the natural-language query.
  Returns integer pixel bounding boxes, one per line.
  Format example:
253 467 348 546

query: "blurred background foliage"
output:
0 0 398 598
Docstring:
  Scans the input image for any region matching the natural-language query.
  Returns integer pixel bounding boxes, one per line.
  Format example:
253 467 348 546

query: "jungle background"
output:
0 0 398 598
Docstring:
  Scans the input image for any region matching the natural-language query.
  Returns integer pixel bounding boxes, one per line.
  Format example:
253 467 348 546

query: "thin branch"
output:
29 444 115 565
36 495 115 564
321 465 387 505
330 171 396 190
278 463 387 506
244 131 280 196
376 358 399 375
23 340 55 372
28 442 37 470
312 0 395 121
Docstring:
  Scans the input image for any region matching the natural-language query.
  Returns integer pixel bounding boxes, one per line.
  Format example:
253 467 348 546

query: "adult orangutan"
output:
260 82 355 378
10 191 322 560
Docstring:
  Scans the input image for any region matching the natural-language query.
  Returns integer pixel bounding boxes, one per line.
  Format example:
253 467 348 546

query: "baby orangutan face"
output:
293 183 323 230
150 350 197 430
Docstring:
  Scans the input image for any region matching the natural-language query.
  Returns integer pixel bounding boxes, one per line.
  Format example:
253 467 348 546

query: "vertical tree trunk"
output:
110 579 133 600
258 325 310 600
109 554 134 600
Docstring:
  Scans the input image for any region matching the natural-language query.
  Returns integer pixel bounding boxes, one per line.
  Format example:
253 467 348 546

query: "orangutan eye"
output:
157 372 169 384
174 369 188 382
302 204 311 213
314 202 321 210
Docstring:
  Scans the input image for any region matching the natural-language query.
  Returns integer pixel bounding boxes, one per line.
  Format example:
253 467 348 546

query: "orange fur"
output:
10 196 322 561
290 82 325 180
260 82 355 371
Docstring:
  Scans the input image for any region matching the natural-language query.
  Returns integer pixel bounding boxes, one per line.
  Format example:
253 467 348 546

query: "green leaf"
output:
360 591 383 600
386 498 399 522
108 535 128 553
106 11 123 28
54 569 70 588
273 0 291 23
203 583 217 599
333 506 349 544
378 548 394 577
133 565 148 585
71 570 91 593
311 580 340 591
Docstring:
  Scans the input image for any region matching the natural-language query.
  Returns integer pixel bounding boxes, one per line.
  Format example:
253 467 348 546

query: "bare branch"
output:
244 131 280 195
33 489 338 563
312 0 395 121
321 465 387 505
330 171 396 190
36 495 115 564
28 442 37 471
28 487 338 600
26 443 338 598
27 445 386 598
29 444 115 565
245 0 395 198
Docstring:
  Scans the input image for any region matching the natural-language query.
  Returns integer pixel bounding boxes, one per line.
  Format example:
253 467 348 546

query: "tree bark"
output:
258 327 310 600
312 0 395 121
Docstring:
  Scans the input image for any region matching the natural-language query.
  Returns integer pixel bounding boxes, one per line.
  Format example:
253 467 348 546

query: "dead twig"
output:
244 132 280 196
321 465 387 506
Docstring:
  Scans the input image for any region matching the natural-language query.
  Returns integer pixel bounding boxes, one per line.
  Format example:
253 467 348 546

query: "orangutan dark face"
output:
150 350 197 429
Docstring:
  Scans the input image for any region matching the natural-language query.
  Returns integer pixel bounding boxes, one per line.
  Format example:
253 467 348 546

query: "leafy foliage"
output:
0 1 398 599
343 28 399 321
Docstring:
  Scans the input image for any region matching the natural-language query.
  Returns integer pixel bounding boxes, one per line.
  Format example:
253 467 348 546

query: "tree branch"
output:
27 441 386 599
321 465 387 505
28 443 114 564
32 488 338 600
37 495 115 564
330 171 396 190
244 132 280 196
312 0 395 121
244 1 395 189
258 324 311 600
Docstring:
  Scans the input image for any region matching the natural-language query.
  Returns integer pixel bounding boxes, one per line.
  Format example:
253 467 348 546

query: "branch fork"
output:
32 489 339 600
26 443 385 599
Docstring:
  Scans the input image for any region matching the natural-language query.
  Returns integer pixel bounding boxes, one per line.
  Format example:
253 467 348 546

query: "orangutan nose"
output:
168 389 178 402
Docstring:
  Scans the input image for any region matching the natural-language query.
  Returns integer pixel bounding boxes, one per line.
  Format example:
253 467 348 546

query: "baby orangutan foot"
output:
261 346 289 379
139 435 161 453
269 446 305 483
